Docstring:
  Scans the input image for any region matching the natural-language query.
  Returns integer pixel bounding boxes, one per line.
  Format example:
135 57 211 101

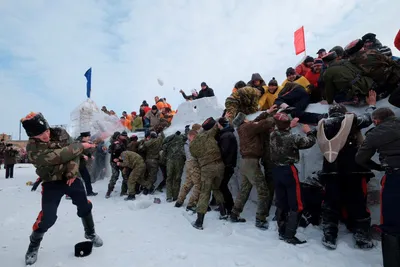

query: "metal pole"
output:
19 121 21 140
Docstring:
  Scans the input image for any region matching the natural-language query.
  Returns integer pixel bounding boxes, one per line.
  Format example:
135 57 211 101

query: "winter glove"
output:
31 180 41 191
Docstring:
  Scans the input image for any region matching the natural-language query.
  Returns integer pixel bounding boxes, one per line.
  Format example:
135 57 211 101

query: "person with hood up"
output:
225 82 261 121
317 91 378 250
270 113 317 245
189 117 227 230
216 117 238 215
281 67 312 94
295 56 314 76
196 82 215 99
131 112 143 131
259 78 283 110
144 105 161 128
21 112 102 265
4 143 19 178
248 73 267 95
230 106 276 230
355 107 400 267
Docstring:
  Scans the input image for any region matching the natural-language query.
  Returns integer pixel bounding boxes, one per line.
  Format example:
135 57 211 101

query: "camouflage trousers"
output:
233 158 270 221
126 163 146 195
144 159 159 190
166 158 185 200
108 162 127 192
197 161 225 214
263 160 275 215
177 160 201 207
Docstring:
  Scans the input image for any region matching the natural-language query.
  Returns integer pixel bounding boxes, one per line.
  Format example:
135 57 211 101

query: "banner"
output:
294 26 306 55
84 68 92 98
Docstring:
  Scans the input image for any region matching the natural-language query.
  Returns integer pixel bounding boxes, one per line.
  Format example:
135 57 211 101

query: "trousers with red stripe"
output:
381 172 400 236
33 179 92 233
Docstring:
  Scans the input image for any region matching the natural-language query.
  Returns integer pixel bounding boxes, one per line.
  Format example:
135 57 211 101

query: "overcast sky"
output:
0 0 399 139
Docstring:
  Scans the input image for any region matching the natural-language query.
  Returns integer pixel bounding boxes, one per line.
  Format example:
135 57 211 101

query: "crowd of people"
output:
15 30 400 266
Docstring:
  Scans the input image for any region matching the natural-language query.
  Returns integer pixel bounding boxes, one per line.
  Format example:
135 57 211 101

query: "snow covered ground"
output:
1 164 383 267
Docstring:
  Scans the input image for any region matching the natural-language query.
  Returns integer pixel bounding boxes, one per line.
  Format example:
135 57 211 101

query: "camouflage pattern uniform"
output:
323 60 374 104
138 133 164 190
189 126 224 214
162 133 186 200
225 86 260 121
107 139 128 194
119 151 146 196
176 159 201 207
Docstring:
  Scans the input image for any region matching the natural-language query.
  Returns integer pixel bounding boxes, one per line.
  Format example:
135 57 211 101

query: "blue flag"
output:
84 68 92 98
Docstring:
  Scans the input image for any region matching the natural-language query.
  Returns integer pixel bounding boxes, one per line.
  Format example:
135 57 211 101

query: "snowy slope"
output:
0 165 383 267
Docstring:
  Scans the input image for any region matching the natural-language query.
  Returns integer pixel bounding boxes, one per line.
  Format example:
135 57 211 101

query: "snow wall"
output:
165 96 400 205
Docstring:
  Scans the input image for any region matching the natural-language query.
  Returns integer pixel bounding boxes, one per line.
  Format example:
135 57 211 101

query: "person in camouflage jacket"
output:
106 131 128 198
189 118 226 230
138 131 164 194
21 112 102 266
117 151 146 201
225 86 261 122
270 113 316 245
162 131 186 202
4 144 19 178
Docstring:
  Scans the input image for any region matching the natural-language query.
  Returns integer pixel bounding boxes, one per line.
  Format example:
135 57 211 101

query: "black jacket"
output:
320 113 377 176
197 87 215 99
109 139 127 162
356 116 400 169
217 126 238 168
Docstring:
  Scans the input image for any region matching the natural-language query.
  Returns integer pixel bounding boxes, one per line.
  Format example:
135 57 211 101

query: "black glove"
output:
31 181 41 191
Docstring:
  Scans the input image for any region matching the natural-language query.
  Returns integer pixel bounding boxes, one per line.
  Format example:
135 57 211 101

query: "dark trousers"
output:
32 179 92 233
79 165 94 194
381 172 400 236
157 164 167 189
272 165 303 213
322 174 370 237
5 164 14 178
220 167 234 212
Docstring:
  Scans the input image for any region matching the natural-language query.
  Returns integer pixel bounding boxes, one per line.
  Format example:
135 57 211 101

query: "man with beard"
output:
317 90 378 250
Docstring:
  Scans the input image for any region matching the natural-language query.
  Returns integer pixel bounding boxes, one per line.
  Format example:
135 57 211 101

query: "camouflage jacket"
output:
119 151 145 169
162 133 186 162
4 148 19 165
189 125 221 167
225 86 260 121
323 60 374 104
139 133 164 160
270 129 317 166
27 137 84 182
0 141 5 157
127 140 139 153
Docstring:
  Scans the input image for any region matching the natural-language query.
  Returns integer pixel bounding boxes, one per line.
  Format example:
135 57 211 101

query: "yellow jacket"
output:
259 86 283 110
281 76 311 94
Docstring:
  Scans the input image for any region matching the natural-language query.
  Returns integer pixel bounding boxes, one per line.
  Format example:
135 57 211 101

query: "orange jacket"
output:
304 70 320 88
295 64 310 76
156 101 166 110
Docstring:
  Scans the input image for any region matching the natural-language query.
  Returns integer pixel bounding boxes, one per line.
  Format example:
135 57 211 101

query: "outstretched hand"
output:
82 143 96 149
302 124 311 134
290 117 299 128
66 178 76 187
267 104 278 114
366 90 377 106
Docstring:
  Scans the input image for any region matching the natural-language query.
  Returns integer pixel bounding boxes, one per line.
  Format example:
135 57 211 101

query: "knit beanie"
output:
232 112 246 128
286 67 296 76
268 77 278 86
21 112 50 137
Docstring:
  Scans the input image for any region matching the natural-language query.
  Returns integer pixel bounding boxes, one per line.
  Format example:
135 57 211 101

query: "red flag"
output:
294 26 306 55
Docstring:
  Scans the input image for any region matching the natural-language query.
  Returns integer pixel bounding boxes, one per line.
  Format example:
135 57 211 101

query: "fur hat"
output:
232 112 246 128
80 131 91 137
21 112 50 137
328 104 347 117
362 33 376 42
329 46 344 57
273 113 291 130
191 123 202 132
74 241 93 257
321 51 337 63
202 117 216 131
345 39 364 56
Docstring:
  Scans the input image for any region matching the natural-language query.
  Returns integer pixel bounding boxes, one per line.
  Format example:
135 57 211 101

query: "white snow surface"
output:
0 165 382 267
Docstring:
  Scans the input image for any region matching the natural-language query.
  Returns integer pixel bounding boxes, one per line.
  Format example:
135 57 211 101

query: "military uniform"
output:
189 121 225 229
4 145 18 178
270 113 316 244
107 135 128 197
162 132 186 201
119 151 146 199
138 133 164 192
176 140 201 209
21 113 102 265
225 86 260 121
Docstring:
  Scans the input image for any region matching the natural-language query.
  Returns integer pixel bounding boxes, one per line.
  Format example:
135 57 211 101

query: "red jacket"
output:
305 70 320 88
295 64 310 76
395 30 400 51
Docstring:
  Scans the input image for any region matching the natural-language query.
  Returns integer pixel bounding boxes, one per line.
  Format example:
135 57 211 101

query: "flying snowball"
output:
157 78 164 86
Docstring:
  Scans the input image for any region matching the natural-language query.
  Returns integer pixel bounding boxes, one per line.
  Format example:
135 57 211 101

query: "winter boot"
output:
135 184 142 195
87 192 98 196
186 206 196 213
25 231 44 265
124 194 135 201
230 212 246 223
192 213 205 230
142 188 149 195
283 211 306 245
322 233 338 250
166 198 174 203
382 233 400 267
353 218 374 249
105 185 113 199
175 201 183 208
219 204 228 220
255 218 269 230
120 183 127 196
276 208 287 240
149 185 155 194
81 212 103 247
